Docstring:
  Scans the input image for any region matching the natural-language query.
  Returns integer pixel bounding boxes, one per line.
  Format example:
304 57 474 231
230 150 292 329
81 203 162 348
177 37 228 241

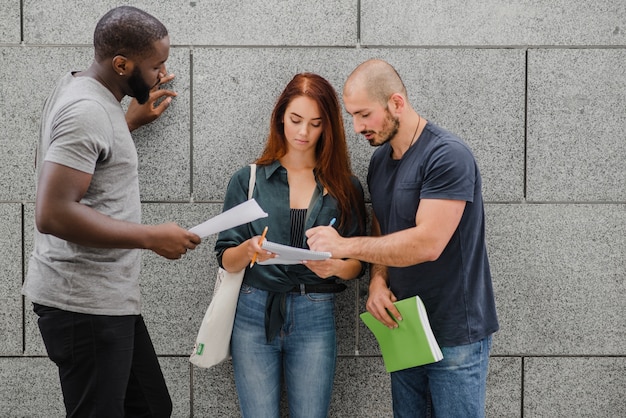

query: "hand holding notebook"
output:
360 295 443 372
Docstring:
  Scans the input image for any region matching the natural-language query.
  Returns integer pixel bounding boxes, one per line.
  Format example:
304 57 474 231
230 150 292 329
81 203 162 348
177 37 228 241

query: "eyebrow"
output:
290 111 322 121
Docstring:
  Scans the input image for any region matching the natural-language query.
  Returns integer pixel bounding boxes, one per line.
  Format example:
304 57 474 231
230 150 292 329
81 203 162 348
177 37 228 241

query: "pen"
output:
328 218 336 227
250 226 268 268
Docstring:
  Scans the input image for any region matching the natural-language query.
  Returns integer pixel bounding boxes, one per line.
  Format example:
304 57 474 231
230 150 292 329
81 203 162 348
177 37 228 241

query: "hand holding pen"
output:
305 217 347 259
250 226 269 267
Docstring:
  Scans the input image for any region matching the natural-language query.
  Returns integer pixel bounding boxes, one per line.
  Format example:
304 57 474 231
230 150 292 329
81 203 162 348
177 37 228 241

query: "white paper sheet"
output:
189 199 268 238
258 240 331 265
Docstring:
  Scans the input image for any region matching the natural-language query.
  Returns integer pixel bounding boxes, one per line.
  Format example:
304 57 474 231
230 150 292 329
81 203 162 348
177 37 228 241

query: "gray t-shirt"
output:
23 72 142 316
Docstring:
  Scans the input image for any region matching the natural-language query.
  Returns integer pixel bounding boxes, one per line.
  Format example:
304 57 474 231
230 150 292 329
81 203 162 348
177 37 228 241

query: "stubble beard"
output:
363 109 400 147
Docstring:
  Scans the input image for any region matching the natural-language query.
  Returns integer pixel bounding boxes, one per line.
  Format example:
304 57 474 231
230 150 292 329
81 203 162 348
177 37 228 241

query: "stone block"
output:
487 357 522 417
140 203 223 355
0 45 189 202
335 280 358 356
0 356 189 417
192 361 240 417
192 48 373 201
0 204 21 355
160 357 192 418
528 49 626 201
486 204 626 355
125 48 192 201
193 48 524 202
23 1 357 46
361 1 626 46
0 47 91 201
0 1 20 43
0 357 64 417
332 356 393 417
525 357 626 416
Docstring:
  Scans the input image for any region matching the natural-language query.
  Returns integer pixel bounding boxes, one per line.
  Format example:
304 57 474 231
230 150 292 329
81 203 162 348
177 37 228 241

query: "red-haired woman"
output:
215 73 366 417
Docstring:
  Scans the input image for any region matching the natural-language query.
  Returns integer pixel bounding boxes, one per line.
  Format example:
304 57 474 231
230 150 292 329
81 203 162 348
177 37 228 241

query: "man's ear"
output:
387 93 405 115
112 55 133 76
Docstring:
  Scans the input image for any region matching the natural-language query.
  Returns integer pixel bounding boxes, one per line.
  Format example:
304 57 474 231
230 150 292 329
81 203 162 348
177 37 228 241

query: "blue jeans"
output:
33 304 172 417
391 335 492 418
231 284 337 418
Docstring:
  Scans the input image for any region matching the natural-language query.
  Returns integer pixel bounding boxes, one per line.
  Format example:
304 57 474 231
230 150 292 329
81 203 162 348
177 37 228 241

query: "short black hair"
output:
93 6 168 61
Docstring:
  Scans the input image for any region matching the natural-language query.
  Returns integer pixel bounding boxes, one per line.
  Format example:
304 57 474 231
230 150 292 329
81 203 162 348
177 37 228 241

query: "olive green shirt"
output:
215 161 365 340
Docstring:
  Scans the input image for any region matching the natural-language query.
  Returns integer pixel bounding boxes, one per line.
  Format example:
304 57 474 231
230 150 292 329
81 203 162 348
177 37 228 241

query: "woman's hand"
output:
303 258 362 280
247 236 277 265
302 258 343 279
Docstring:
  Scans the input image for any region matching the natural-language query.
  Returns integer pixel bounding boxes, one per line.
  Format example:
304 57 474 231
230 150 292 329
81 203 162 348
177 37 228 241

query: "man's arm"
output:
364 214 402 328
306 198 466 267
35 161 200 259
368 214 388 289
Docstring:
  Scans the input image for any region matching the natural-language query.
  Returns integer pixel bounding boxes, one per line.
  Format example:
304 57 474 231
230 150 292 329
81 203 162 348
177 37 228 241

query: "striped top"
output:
290 208 307 248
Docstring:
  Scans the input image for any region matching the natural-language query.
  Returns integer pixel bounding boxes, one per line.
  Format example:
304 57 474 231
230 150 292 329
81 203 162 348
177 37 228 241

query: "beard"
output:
362 108 399 147
128 66 153 105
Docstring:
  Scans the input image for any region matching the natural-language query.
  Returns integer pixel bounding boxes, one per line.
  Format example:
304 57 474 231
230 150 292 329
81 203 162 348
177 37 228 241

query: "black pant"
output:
34 304 172 417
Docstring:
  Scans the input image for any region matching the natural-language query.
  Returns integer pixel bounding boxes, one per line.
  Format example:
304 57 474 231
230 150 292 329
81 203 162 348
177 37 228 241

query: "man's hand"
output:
126 73 177 131
366 279 401 329
147 222 201 260
305 225 347 258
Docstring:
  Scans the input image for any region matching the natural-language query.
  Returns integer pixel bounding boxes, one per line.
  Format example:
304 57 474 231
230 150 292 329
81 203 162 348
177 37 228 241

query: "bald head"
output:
343 59 408 106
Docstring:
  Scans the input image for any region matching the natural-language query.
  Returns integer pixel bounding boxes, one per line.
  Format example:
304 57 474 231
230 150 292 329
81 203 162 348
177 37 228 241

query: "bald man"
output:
307 59 498 417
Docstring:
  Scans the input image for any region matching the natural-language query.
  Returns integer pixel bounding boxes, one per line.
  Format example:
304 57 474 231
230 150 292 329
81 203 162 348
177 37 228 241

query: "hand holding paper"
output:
189 199 268 238
249 226 269 267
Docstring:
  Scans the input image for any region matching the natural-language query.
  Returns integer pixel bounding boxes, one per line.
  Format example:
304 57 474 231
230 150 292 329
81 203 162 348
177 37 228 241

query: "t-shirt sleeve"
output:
420 140 476 203
44 99 113 174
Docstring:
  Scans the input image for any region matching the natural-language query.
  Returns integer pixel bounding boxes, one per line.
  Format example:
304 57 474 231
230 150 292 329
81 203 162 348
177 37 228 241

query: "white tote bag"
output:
190 164 256 368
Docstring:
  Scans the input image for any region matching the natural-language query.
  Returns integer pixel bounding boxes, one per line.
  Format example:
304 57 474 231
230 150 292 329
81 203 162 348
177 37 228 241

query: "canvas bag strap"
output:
248 164 256 200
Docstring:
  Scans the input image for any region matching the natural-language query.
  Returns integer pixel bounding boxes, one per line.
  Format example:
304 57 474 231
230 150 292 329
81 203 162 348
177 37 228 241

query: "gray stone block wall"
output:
1 1 624 416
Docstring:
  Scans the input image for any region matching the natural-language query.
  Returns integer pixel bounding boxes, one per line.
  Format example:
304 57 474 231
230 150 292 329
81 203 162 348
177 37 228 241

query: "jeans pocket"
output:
240 283 257 294
305 292 335 302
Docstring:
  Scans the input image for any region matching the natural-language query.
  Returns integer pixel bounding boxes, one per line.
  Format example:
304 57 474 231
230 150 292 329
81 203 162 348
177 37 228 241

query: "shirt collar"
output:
262 160 325 195
264 160 284 179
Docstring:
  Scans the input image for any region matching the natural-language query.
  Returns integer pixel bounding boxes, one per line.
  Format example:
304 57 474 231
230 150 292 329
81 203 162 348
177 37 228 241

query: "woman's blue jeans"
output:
231 284 337 418
391 335 493 418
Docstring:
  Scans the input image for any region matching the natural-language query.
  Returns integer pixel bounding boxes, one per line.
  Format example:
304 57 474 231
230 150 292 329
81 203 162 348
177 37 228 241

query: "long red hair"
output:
256 73 365 232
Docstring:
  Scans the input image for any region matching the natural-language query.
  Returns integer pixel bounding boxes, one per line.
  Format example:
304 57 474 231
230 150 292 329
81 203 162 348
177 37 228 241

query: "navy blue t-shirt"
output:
367 121 499 346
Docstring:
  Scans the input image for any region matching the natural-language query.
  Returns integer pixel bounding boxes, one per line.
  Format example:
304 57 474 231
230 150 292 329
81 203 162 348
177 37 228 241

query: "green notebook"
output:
360 295 443 372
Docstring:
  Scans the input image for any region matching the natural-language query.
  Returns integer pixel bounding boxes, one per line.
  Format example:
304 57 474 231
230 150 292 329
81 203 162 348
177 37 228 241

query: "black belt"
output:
289 283 347 294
